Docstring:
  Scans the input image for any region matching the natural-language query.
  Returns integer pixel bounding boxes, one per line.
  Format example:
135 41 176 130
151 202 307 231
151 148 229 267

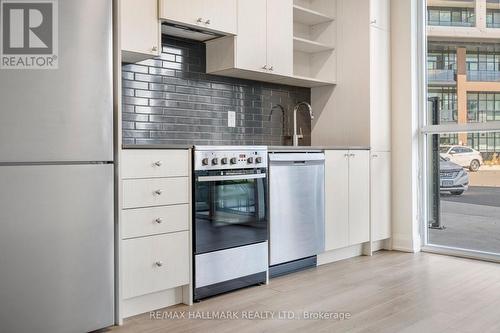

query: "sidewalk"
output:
469 167 500 187
429 200 500 254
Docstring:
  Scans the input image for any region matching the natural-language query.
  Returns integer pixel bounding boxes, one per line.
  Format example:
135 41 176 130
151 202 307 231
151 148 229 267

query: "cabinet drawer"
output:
122 231 190 299
122 150 189 179
122 204 189 239
123 177 189 209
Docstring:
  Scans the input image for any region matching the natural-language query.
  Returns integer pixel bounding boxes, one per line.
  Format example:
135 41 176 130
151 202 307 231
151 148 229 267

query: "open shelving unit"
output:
292 0 336 84
293 4 334 25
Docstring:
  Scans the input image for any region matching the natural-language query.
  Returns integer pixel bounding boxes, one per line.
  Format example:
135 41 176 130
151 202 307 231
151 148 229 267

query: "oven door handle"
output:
197 173 267 182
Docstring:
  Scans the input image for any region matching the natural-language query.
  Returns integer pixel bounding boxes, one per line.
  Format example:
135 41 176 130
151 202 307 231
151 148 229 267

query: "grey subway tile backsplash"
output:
123 36 311 146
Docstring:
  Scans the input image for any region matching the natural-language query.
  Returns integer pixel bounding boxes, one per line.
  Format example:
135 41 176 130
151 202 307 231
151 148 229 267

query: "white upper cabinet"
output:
207 0 334 87
207 0 293 77
160 0 237 35
121 0 161 63
235 0 268 73
370 26 391 152
267 0 294 76
370 0 390 31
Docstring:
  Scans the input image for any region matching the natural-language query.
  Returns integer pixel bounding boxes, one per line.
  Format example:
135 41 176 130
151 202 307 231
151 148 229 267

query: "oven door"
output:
194 169 268 254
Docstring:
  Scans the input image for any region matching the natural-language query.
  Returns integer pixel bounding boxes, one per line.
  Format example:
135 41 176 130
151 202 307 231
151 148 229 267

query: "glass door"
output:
194 170 268 254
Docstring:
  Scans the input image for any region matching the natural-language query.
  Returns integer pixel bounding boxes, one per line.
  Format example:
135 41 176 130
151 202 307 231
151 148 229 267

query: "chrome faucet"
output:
292 102 314 146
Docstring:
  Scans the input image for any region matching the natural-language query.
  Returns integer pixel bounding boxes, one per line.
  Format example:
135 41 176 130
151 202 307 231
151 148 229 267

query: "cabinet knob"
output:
154 189 163 195
262 65 268 70
153 160 163 167
197 17 203 23
155 217 163 224
205 19 211 25
372 154 379 158
151 46 158 52
350 153 355 157
155 261 163 267
344 153 349 157
371 19 377 24
269 66 274 71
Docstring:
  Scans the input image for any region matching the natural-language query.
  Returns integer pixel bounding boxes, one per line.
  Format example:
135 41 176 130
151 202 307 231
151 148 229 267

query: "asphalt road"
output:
441 186 500 208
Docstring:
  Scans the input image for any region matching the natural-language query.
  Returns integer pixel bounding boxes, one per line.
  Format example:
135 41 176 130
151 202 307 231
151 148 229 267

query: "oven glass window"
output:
195 174 268 254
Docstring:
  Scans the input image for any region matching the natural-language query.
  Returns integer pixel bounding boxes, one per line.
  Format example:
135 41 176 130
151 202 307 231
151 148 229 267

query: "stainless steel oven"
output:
193 146 268 301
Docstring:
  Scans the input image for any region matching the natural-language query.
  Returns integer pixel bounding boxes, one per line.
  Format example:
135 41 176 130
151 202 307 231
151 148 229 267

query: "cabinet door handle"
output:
269 66 274 71
350 153 355 157
197 17 203 23
155 261 163 267
154 189 163 195
371 19 377 24
262 65 268 70
151 46 158 52
153 160 163 167
372 154 379 158
205 19 211 25
344 153 349 158
155 217 163 224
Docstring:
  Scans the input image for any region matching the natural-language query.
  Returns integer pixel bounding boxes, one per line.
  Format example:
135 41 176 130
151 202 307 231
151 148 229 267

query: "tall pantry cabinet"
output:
313 0 392 252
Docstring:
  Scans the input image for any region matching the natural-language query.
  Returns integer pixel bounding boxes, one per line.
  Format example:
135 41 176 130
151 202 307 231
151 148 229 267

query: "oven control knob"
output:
212 158 219 165
230 157 237 164
256 156 263 164
202 158 209 166
247 157 254 164
221 157 228 165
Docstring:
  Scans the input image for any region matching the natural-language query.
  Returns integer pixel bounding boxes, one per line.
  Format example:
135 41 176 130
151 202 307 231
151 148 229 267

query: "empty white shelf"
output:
280 75 336 88
293 37 334 53
293 5 334 25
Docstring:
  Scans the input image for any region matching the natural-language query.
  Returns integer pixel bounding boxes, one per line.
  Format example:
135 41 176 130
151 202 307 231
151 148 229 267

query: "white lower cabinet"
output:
122 177 189 209
324 150 349 250
325 150 370 251
122 231 190 299
348 150 370 245
370 151 391 241
120 149 192 319
122 204 189 239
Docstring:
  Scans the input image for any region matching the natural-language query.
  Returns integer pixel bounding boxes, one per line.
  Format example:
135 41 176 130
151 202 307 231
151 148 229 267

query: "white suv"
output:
440 145 483 172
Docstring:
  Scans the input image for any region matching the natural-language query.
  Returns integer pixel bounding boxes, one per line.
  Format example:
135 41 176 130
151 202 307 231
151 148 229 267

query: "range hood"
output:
161 22 224 42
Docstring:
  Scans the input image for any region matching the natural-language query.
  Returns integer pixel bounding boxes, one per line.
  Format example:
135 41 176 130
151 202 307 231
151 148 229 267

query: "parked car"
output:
440 145 483 172
440 156 469 195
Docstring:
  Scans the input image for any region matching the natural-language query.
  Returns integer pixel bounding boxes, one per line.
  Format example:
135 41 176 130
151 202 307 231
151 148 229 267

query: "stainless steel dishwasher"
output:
268 152 325 277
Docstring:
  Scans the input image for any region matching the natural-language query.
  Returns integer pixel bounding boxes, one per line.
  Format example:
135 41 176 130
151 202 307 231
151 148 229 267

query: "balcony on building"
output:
428 0 476 27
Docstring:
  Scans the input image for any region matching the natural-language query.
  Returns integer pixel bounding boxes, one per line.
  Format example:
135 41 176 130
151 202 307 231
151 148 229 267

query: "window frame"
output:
419 0 500 260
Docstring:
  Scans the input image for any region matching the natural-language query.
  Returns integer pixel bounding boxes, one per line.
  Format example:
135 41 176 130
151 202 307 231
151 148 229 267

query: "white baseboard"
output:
317 244 364 265
392 233 421 253
371 239 392 252
122 286 187 319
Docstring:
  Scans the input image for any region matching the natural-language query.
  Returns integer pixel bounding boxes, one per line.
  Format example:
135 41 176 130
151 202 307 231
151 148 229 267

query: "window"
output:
487 0 500 27
424 1 500 257
427 1 476 27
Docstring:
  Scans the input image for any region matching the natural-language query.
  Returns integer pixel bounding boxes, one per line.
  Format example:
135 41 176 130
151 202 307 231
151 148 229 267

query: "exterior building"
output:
427 0 500 157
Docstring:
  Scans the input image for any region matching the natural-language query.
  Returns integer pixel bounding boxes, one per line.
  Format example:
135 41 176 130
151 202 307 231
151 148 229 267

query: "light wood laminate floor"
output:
109 251 500 333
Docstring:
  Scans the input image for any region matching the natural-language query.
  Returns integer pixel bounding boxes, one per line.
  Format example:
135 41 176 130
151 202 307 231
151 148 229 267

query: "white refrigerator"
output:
0 0 114 332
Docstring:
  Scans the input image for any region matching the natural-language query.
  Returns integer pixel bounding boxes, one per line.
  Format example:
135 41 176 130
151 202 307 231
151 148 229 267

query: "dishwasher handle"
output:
268 153 325 163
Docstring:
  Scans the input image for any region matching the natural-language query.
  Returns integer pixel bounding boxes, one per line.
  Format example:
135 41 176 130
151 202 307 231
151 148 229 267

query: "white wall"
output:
311 0 371 147
390 0 421 252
